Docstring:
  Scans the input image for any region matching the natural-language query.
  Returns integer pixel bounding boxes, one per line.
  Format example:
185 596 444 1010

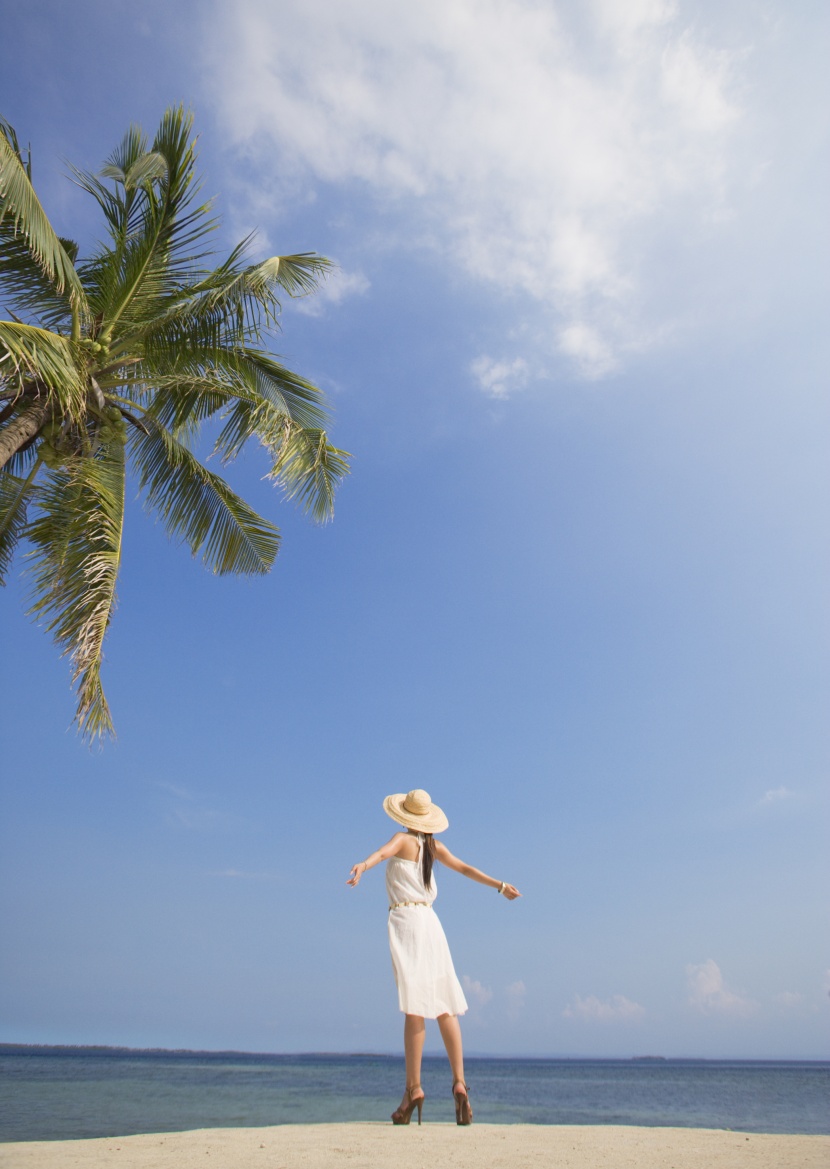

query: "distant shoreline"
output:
2 1044 827 1063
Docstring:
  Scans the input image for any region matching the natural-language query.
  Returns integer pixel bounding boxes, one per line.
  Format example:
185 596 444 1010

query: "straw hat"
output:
383 789 449 834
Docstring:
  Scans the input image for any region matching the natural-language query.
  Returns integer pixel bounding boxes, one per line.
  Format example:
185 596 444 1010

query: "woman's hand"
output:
500 882 521 900
346 862 367 887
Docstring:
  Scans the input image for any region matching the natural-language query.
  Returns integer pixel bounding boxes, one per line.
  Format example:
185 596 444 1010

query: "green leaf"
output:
0 459 40 584
0 228 74 331
26 439 126 739
0 117 86 304
0 321 87 417
254 253 333 298
130 418 280 574
268 427 350 524
113 249 332 364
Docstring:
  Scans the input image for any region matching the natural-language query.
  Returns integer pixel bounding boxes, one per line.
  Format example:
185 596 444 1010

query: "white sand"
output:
1 1124 827 1169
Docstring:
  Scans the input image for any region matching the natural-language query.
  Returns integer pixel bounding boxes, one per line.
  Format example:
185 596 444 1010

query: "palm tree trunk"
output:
0 399 50 470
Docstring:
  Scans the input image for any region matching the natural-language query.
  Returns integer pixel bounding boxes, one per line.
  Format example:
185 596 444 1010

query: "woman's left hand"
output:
501 883 521 900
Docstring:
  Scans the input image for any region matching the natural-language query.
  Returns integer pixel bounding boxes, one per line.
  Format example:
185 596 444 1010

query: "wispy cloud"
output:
204 0 746 377
774 991 803 1009
154 780 196 801
760 785 794 806
210 869 282 880
462 974 493 1007
506 979 526 1020
687 959 757 1017
557 323 618 379
562 993 645 1022
153 780 236 832
294 266 371 317
470 356 529 399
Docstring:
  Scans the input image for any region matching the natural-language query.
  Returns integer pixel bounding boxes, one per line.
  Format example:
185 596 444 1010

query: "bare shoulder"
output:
379 832 410 860
393 832 422 861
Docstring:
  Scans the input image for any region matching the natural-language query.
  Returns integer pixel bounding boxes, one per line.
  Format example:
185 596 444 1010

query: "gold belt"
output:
389 900 431 911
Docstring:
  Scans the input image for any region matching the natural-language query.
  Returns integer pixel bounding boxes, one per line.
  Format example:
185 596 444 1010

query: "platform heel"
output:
453 1081 472 1125
392 1086 425 1125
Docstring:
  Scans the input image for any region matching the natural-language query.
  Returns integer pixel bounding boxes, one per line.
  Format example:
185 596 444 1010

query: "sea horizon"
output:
1 1042 826 1063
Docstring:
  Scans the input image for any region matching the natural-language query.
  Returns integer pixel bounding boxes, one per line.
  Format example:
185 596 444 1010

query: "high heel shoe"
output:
453 1081 473 1126
391 1086 425 1125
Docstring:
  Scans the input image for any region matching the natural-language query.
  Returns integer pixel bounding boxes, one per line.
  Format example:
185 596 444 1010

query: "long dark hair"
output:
422 833 436 890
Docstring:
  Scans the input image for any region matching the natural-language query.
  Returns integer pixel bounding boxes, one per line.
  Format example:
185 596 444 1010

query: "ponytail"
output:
421 833 436 890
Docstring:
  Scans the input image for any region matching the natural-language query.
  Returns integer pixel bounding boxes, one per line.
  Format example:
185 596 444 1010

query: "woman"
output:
347 788 520 1126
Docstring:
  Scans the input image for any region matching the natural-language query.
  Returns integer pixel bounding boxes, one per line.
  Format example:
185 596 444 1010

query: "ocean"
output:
0 1048 827 1142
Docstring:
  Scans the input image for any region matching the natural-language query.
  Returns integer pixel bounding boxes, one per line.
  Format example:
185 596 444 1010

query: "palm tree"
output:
0 107 349 739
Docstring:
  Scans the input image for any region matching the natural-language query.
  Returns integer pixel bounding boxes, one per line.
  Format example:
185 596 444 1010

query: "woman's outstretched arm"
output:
347 833 407 886
434 841 521 900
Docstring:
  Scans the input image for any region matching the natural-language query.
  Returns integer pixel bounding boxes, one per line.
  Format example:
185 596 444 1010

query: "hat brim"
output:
383 793 449 834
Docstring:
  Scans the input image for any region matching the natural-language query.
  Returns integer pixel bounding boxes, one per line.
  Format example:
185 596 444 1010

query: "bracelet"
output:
498 881 505 894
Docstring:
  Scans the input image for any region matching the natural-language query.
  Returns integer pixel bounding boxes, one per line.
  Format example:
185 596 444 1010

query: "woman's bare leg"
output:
437 1012 466 1089
400 1014 426 1108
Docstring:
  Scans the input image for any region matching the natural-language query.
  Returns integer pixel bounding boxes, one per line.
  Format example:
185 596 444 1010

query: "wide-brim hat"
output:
383 789 449 834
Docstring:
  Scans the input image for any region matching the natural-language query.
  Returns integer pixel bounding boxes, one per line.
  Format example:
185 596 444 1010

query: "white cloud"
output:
168 806 224 831
210 869 281 880
687 959 757 1017
470 355 529 399
154 780 196 801
557 323 618 379
760 785 794 805
204 0 745 377
506 979 526 1020
774 991 803 1009
661 32 741 134
294 267 371 317
154 780 237 831
563 993 645 1021
462 974 493 1007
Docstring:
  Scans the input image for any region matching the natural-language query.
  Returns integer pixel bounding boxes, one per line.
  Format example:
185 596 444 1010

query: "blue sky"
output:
1 0 827 1059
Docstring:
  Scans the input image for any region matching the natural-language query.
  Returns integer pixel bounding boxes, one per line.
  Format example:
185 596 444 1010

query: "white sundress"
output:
385 834 468 1018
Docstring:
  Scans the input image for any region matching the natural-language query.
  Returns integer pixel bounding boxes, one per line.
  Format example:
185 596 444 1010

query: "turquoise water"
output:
0 1048 827 1141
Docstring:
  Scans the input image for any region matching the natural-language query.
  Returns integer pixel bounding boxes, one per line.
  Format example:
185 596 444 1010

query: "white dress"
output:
386 835 468 1018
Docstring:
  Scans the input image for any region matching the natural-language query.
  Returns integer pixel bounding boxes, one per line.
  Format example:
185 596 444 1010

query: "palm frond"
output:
76 108 218 343
268 427 350 523
0 118 86 304
118 251 333 362
130 418 280 574
0 228 74 331
26 439 126 738
0 322 86 416
133 347 327 426
139 375 237 440
0 457 40 584
254 253 333 298
0 435 41 476
238 349 330 430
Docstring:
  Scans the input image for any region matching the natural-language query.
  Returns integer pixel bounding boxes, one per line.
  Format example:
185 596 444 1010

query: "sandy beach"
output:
2 1123 827 1169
